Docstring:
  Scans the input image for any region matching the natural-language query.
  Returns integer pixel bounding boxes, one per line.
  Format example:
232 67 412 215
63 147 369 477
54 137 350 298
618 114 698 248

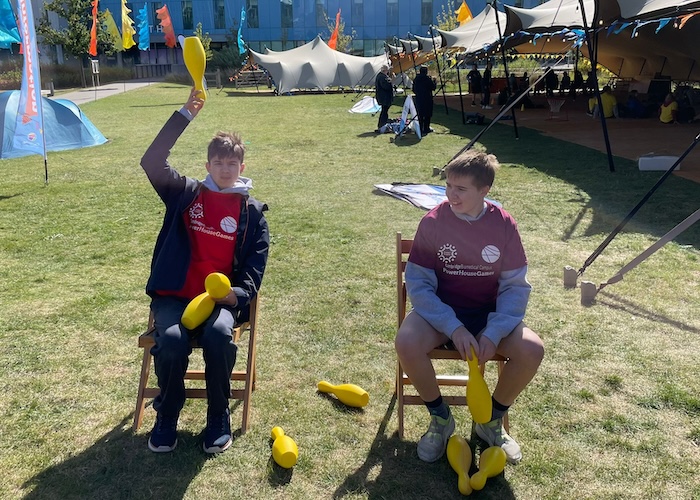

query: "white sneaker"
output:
474 417 522 464
417 413 455 462
483 105 493 109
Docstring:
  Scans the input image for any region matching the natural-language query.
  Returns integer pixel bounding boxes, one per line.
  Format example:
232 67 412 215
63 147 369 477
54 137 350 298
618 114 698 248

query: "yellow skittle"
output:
205 272 232 299
446 435 473 496
271 426 298 468
317 381 369 408
466 347 492 424
469 446 507 491
182 36 207 100
181 273 231 330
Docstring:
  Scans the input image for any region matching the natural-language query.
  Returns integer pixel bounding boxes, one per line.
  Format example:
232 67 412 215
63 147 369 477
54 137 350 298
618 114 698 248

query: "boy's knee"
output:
153 327 190 360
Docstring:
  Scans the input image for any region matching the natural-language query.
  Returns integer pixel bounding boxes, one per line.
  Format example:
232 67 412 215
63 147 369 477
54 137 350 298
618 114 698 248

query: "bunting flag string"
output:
156 4 176 48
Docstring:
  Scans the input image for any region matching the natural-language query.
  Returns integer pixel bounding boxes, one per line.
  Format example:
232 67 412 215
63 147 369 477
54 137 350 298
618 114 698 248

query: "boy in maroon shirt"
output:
395 150 544 465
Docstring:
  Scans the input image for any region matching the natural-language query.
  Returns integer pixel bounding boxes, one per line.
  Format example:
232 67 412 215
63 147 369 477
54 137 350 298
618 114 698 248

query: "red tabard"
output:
159 189 242 300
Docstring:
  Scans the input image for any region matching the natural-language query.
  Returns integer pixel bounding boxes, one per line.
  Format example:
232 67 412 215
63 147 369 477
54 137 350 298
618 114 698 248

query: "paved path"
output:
48 79 162 106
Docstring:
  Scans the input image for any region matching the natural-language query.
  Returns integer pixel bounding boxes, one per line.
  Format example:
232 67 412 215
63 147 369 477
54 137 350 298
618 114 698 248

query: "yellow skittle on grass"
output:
446 435 473 496
469 446 507 491
466 347 492 424
180 273 231 330
183 36 207 100
271 426 298 469
317 381 369 408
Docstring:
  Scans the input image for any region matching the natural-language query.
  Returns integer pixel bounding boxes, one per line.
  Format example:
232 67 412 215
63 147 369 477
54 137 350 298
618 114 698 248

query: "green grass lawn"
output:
1 85 699 499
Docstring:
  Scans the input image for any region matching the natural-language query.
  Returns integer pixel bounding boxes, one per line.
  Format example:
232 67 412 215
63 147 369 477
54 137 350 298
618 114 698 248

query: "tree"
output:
193 22 213 61
38 0 118 86
436 0 459 31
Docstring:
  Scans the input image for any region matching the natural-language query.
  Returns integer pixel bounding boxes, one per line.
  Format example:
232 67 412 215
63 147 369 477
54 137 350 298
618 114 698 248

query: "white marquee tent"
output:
248 36 389 95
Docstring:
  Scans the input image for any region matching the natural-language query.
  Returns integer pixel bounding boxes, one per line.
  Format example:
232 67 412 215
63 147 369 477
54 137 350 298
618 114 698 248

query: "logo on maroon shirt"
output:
481 245 501 263
437 243 457 263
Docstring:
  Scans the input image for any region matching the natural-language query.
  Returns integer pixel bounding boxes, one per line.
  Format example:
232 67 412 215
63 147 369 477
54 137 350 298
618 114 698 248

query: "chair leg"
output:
241 335 256 435
133 349 153 431
396 360 405 439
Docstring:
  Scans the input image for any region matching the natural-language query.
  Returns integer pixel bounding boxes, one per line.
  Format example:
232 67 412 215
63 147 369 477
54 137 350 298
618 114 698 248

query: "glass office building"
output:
97 0 546 57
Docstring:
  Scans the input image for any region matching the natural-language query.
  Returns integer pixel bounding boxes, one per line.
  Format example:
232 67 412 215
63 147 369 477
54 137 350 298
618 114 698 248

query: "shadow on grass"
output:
22 415 208 499
333 396 515 500
430 107 700 251
593 290 700 334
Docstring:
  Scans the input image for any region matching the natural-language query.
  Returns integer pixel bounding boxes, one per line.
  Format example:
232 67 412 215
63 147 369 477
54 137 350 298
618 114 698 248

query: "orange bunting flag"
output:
455 0 472 26
89 0 98 56
156 4 176 48
328 8 341 50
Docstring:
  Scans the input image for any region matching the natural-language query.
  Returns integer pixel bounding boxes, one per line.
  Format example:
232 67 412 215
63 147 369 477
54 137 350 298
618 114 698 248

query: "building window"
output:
316 0 326 27
214 0 225 29
181 0 193 30
387 0 398 26
281 0 293 28
421 0 432 25
247 0 259 28
351 0 363 26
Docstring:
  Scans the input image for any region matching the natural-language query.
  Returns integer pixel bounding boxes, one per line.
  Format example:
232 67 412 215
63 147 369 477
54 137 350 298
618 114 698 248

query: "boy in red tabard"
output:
395 150 544 465
141 89 269 454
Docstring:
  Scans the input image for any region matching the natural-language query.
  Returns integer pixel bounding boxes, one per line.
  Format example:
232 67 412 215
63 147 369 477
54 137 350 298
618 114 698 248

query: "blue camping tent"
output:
0 90 107 159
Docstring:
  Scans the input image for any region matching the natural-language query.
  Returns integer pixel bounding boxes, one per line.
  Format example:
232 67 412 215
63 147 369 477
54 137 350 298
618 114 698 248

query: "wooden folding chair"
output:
395 232 508 438
133 296 259 434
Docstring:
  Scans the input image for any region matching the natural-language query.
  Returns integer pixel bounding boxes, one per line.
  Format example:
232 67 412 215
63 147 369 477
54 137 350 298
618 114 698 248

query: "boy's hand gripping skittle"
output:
182 36 208 100
466 347 492 424
181 273 231 330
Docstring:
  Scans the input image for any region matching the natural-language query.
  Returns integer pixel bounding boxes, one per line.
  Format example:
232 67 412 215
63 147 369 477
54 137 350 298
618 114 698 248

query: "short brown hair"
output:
207 131 245 162
444 150 499 189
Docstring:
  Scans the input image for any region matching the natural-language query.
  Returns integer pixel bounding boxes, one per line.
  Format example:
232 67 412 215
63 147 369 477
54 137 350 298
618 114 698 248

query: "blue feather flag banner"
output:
238 6 246 54
0 0 20 49
137 3 150 50
13 0 45 158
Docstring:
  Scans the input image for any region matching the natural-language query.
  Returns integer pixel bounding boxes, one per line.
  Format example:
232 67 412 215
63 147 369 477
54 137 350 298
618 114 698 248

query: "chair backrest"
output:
396 232 413 328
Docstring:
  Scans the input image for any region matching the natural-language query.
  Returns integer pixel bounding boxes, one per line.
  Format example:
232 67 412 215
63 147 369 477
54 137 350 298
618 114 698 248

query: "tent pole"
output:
491 0 519 139
687 59 695 81
393 38 408 92
577 132 700 277
659 56 667 75
429 25 449 115
456 62 466 124
578 0 615 172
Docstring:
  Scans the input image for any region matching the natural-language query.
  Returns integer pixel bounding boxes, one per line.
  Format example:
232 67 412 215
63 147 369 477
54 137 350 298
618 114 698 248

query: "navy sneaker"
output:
203 408 232 454
148 413 178 453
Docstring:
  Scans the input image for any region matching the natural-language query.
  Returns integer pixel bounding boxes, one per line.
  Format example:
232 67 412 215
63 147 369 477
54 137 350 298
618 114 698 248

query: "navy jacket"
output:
140 111 269 314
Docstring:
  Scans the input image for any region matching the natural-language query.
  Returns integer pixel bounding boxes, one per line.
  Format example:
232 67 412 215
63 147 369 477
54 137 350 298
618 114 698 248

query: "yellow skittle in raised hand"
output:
271 426 298 468
317 381 369 408
182 36 207 100
181 273 231 330
466 347 492 424
446 435 473 496
469 446 507 491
